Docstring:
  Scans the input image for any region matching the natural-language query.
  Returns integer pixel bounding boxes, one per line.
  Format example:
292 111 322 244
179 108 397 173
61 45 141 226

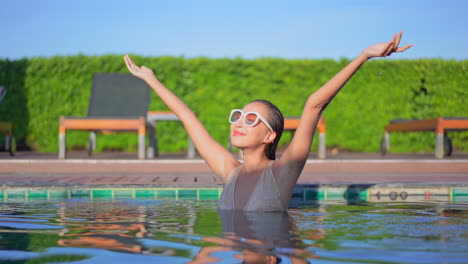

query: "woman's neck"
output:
241 147 272 173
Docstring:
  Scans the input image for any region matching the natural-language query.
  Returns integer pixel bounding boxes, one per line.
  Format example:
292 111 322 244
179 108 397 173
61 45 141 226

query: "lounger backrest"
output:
87 73 150 118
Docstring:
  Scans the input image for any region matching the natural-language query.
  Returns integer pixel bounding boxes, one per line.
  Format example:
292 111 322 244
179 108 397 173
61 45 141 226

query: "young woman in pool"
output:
124 31 412 211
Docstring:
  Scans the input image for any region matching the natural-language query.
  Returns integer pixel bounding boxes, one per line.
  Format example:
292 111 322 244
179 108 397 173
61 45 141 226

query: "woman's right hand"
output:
124 54 157 82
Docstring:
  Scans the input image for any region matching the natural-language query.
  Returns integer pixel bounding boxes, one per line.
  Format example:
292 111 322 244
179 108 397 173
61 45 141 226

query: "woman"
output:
124 31 412 211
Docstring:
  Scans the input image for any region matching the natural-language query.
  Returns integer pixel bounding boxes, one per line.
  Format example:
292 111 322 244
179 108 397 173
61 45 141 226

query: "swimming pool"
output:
0 195 467 263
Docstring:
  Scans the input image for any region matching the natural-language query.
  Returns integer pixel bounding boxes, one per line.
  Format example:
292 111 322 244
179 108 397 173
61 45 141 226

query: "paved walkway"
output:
1 151 467 188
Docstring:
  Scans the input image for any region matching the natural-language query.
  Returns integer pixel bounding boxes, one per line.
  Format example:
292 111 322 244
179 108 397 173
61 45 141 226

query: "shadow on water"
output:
0 58 30 151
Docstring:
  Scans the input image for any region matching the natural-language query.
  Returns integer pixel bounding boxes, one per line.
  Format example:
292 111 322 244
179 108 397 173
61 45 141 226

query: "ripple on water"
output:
0 200 466 263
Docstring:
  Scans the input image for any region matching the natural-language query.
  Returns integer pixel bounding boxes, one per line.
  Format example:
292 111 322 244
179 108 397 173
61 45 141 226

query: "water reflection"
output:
189 210 313 264
56 201 149 253
0 200 467 263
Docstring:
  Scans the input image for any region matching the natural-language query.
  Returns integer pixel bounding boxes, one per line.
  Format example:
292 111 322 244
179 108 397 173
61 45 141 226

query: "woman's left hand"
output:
362 31 413 59
124 54 157 82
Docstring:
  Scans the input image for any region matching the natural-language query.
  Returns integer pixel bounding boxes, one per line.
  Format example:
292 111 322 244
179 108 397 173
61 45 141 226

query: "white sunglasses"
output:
229 109 273 131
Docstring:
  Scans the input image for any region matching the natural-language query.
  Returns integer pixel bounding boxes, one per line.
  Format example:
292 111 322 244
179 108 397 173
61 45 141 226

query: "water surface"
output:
0 199 467 263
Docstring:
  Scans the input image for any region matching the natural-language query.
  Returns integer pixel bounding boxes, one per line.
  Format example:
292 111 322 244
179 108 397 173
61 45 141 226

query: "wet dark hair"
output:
250 99 284 160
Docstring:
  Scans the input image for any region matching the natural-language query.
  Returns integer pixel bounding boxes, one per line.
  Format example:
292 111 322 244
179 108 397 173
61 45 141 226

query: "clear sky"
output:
2 0 467 60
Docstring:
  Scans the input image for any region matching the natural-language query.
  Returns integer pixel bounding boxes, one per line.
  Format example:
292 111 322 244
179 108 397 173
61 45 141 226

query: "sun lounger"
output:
59 73 150 159
381 117 468 158
0 86 16 156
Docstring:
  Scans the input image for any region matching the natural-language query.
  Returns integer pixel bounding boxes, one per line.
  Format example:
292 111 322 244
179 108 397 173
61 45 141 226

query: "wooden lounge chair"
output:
59 73 150 159
0 86 16 156
284 116 326 159
381 117 468 158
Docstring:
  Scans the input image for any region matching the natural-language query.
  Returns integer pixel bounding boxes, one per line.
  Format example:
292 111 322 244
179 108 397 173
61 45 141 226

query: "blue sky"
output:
2 0 467 60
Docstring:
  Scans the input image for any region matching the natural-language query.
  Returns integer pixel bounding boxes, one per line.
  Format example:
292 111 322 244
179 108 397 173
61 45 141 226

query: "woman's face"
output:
230 102 274 149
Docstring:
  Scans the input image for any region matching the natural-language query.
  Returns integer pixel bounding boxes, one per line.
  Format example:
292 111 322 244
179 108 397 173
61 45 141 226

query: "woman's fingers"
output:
124 55 141 75
382 31 404 57
126 55 138 70
124 56 131 69
124 55 134 70
396 44 413 52
124 54 131 65
379 35 394 57
395 31 403 48
391 31 414 55
124 55 136 69
385 34 396 52
382 41 394 56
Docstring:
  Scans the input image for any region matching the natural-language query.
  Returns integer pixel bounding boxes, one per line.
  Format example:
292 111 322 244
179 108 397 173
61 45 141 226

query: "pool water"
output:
0 199 467 263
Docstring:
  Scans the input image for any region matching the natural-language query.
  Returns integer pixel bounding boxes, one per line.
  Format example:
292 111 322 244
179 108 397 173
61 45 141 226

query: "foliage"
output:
0 55 466 153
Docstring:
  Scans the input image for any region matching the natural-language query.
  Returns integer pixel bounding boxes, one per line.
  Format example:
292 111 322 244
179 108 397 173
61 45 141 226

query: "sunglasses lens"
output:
230 111 242 123
244 113 258 126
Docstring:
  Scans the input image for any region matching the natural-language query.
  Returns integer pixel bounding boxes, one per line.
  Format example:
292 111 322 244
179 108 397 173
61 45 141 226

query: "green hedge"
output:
0 55 466 154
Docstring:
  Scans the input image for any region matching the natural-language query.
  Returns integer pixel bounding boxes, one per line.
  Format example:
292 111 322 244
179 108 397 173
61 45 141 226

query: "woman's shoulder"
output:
270 159 304 184
221 161 243 183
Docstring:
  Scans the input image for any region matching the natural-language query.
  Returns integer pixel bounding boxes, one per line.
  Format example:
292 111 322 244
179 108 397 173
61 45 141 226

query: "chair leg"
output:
318 132 326 159
7 136 16 156
88 131 96 157
59 132 66 159
381 132 390 155
435 133 444 159
444 134 453 157
147 124 156 158
5 133 16 156
4 134 10 151
188 138 196 158
138 133 146 159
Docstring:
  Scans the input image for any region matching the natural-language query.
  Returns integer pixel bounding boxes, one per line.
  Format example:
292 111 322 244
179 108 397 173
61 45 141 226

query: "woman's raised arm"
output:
124 55 239 181
275 32 413 180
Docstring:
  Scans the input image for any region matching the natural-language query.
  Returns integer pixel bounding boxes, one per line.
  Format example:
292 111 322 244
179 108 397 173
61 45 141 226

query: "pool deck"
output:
1 151 467 189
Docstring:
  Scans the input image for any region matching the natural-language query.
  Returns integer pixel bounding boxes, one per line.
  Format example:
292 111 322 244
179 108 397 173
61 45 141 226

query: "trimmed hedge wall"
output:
0 55 467 154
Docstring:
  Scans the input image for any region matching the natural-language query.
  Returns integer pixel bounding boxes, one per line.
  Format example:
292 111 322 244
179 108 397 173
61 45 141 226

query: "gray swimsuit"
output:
218 161 285 211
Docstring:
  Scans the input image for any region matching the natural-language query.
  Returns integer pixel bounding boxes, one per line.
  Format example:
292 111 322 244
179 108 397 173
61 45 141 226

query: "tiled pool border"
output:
1 186 467 203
